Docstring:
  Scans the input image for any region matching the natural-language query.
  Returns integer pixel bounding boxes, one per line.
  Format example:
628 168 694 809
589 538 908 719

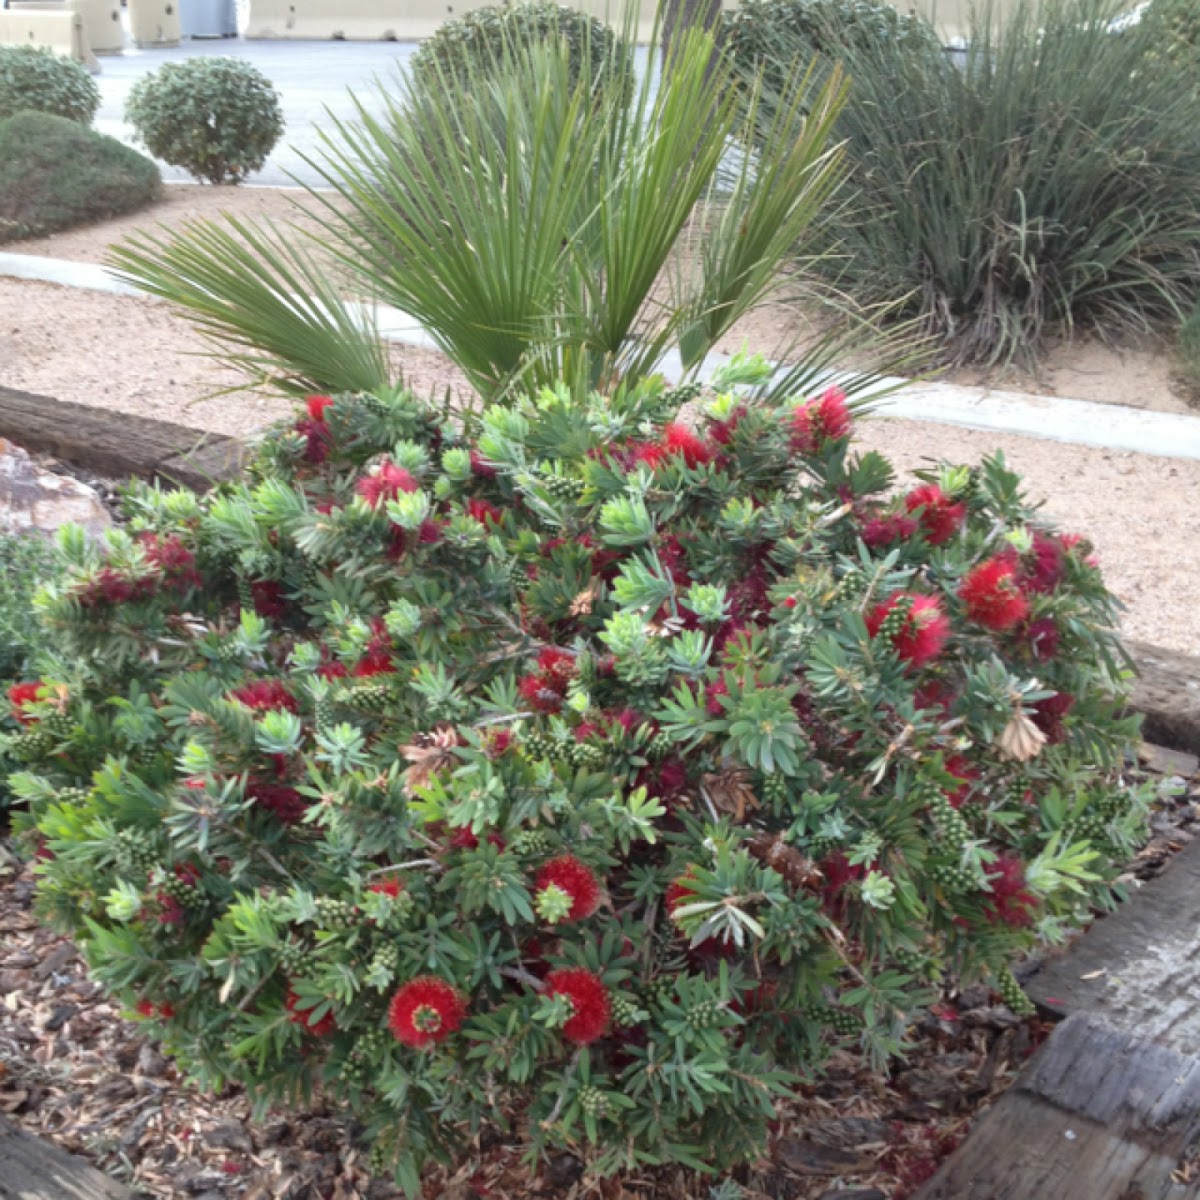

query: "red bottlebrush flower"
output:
353 648 395 677
665 871 698 919
628 440 667 470
534 855 601 922
317 658 349 681
536 647 576 685
519 673 564 714
77 566 144 608
708 404 748 446
1032 692 1075 744
904 485 966 546
704 678 729 717
544 968 610 1044
469 449 497 478
861 510 920 549
247 781 309 824
369 877 403 898
306 394 334 422
418 518 443 545
984 856 1037 928
467 498 504 527
485 727 514 757
229 679 298 714
158 1001 176 1019
959 558 1030 631
942 755 981 809
448 826 506 851
8 681 42 725
913 680 955 716
819 851 865 914
662 422 716 468
249 579 288 619
286 987 336 1037
637 755 689 803
388 977 467 1047
135 998 157 1017
357 460 419 509
789 386 852 455
1026 531 1066 593
1027 617 1060 660
866 593 951 669
138 533 201 589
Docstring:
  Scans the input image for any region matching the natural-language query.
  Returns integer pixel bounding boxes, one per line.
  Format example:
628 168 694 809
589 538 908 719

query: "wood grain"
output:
0 1115 131 1200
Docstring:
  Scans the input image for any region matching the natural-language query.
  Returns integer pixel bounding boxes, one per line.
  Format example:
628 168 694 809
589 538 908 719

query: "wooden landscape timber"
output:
0 385 245 493
0 1115 132 1200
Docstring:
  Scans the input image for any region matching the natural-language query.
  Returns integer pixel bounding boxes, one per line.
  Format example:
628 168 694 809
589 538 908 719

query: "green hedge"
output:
0 46 100 125
0 112 161 243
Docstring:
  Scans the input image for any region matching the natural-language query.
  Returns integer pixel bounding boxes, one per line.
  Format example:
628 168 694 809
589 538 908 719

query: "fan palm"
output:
109 11 910 405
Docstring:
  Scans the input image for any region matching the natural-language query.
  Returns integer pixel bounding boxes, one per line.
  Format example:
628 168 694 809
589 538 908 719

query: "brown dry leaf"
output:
701 765 760 823
995 710 1046 762
401 724 463 796
569 582 599 617
748 832 823 889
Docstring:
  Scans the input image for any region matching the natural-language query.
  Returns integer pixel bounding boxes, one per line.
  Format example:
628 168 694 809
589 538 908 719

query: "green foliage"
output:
1176 296 1200 401
411 1 634 98
1145 0 1200 65
0 112 160 245
736 0 1200 366
108 23 920 404
0 45 99 125
14 373 1146 1185
125 57 284 185
0 533 62 811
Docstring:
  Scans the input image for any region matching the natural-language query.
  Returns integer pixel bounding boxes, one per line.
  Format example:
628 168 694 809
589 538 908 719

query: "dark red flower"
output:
8 681 42 726
861 510 920 548
519 673 564 714
866 593 951 669
536 647 576 687
1026 617 1060 660
789 387 852 455
662 422 716 468
250 579 288 619
959 558 1030 631
469 450 497 478
708 404 747 446
666 871 699 920
357 460 419 509
286 987 336 1037
1032 692 1075 744
544 968 610 1044
369 878 403 898
534 855 601 922
704 678 729 716
467 498 504 527
904 485 966 546
1026 532 1066 593
317 658 349 681
135 998 157 1017
983 856 1037 928
448 826 506 851
388 977 467 1047
229 680 298 714
247 781 309 824
941 755 981 809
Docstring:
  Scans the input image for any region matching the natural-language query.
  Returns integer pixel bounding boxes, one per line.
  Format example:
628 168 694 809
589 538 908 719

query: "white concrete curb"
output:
4 249 1199 463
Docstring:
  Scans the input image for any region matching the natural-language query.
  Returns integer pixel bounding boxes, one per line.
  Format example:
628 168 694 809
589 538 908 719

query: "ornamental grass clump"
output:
733 0 1200 366
12 366 1147 1186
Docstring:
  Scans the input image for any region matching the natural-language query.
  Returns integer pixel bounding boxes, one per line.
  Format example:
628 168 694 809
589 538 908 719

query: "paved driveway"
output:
95 38 420 186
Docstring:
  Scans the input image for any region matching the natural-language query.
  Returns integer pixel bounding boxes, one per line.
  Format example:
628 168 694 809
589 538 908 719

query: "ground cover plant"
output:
125 57 284 185
730 0 1200 366
0 45 100 125
0 113 160 245
10 364 1147 1187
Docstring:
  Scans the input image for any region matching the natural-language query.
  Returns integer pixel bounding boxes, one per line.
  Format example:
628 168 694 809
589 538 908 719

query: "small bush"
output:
721 0 940 100
739 0 1200 366
411 2 634 97
14 373 1146 1185
0 113 160 244
125 57 283 185
1145 0 1200 65
0 46 100 125
0 533 62 812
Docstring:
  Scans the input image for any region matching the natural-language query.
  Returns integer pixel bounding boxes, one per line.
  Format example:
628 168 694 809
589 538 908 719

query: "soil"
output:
4 185 1200 652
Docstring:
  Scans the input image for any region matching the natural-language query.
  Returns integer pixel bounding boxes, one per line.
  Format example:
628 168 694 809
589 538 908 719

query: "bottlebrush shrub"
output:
12 366 1148 1188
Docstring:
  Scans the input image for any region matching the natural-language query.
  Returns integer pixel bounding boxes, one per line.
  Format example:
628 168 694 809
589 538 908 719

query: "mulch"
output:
0 744 1195 1200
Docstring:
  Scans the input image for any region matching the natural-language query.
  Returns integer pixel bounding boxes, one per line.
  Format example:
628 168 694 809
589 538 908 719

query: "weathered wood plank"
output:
913 1013 1200 1200
1023 835 1200 1050
1129 639 1200 759
0 1116 131 1200
0 385 246 491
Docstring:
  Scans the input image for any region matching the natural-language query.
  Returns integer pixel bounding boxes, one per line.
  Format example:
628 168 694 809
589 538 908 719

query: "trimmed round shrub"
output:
721 0 941 97
125 57 283 184
0 45 100 125
13 376 1145 1184
411 1 634 97
0 112 160 244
